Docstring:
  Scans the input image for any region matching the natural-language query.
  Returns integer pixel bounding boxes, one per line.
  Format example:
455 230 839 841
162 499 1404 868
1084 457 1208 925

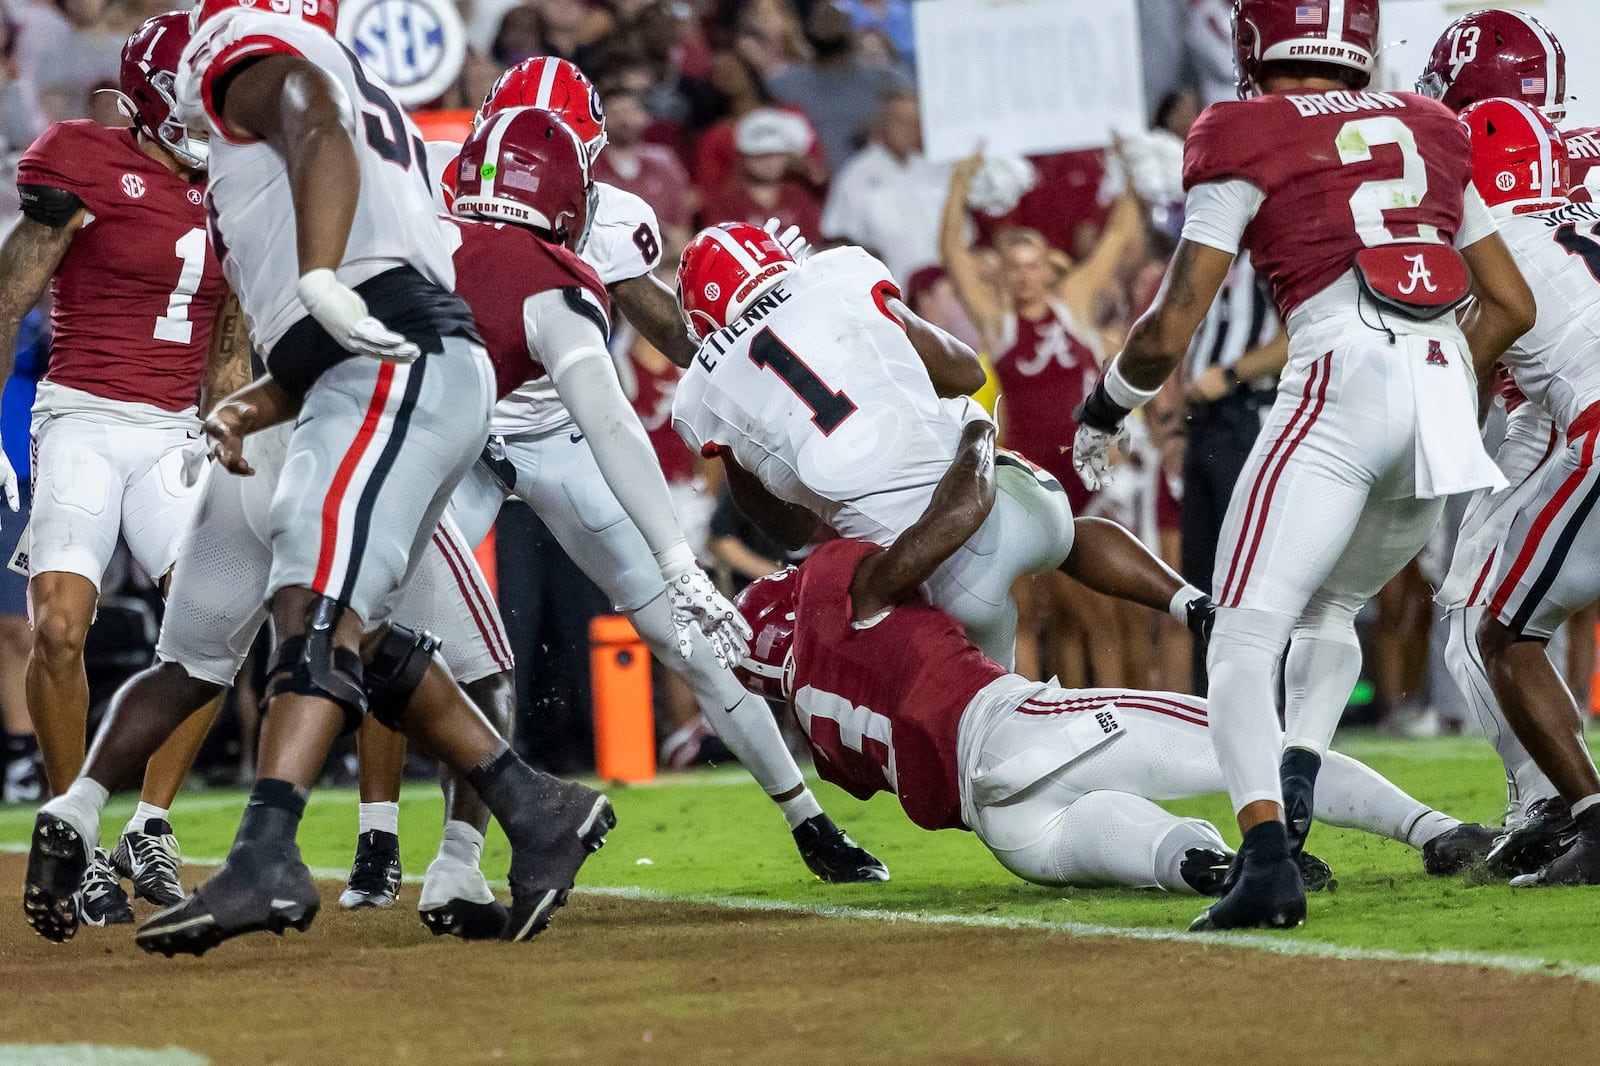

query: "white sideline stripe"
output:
7 843 1597 986
0 1045 208 1065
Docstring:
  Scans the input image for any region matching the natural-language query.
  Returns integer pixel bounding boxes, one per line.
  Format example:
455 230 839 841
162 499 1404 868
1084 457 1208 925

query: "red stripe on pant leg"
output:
1467 548 1496 608
1115 702 1209 728
443 530 513 668
1224 352 1333 608
433 528 514 670
1217 356 1326 605
313 363 397 593
1489 430 1600 617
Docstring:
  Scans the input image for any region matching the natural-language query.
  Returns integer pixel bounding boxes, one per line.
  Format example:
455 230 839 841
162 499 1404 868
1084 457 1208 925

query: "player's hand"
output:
763 217 811 263
1071 421 1129 492
203 400 257 477
297 269 420 363
1185 365 1231 403
1185 594 1216 651
657 542 753 668
0 450 18 529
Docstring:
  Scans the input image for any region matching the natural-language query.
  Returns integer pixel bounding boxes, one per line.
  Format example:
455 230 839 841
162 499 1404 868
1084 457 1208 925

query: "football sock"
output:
1401 809 1460 849
777 789 824 830
124 801 170 839
1205 608 1294 813
41 777 111 850
1316 751 1458 847
359 801 400 837
236 778 308 845
436 819 485 867
1282 608 1364 756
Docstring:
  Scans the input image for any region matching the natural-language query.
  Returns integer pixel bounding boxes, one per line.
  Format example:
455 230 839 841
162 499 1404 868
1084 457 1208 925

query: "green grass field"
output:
3 729 1597 977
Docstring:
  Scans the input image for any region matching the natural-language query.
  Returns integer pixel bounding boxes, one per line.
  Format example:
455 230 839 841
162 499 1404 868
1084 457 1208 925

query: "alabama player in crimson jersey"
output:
360 59 887 885
1456 101 1600 886
734 414 1489 894
3 12 250 927
1071 0 1536 929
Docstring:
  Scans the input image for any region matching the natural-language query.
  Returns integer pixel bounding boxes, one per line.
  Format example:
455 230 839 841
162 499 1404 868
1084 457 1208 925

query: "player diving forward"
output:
1070 0 1535 929
732 414 1486 892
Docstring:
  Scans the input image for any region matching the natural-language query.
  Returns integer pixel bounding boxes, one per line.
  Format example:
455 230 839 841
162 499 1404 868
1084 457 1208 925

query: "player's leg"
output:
505 430 887 882
1058 516 1208 635
344 716 406 910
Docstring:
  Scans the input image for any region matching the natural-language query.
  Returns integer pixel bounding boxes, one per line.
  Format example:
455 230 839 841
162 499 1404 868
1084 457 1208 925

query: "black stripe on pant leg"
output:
1510 464 1600 634
336 357 427 608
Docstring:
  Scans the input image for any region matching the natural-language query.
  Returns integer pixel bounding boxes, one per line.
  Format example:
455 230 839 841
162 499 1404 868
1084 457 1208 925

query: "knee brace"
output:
263 596 367 733
364 623 442 730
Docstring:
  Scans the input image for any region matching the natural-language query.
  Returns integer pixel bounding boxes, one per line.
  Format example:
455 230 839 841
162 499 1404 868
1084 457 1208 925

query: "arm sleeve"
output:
526 289 685 556
1454 186 1498 249
1179 178 1265 254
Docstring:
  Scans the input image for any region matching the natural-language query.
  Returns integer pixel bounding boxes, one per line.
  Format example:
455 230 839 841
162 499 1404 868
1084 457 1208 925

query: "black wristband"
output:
1074 381 1132 433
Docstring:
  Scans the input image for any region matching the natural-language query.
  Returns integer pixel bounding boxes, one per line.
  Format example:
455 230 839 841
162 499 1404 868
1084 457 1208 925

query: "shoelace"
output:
82 859 121 901
130 833 181 877
349 850 399 893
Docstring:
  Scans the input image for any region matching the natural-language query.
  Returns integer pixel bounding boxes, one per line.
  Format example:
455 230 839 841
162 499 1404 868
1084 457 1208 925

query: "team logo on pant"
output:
1398 254 1439 296
1426 340 1450 367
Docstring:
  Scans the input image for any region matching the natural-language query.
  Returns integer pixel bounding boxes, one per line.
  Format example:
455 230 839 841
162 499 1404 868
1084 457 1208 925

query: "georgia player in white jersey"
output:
397 59 889 881
1459 101 1600 887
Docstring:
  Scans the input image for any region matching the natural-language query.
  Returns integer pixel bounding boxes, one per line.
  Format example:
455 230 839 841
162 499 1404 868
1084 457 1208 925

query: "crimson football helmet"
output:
1232 0 1379 99
120 13 207 170
1418 9 1565 123
476 57 607 162
1460 97 1569 211
452 107 594 251
191 0 338 36
676 222 796 341
732 568 799 702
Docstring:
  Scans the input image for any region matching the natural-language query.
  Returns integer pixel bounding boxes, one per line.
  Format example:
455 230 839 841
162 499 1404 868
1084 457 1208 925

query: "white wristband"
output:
1103 359 1164 412
653 540 698 581
1168 585 1205 622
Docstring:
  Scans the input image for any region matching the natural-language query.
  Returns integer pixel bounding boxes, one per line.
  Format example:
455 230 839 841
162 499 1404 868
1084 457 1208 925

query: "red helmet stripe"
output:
1504 97 1556 198
702 225 766 274
1509 10 1560 114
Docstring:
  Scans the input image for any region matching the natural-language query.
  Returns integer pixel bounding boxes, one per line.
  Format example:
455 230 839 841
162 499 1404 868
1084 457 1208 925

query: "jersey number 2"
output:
749 328 856 433
153 228 207 345
1337 116 1438 247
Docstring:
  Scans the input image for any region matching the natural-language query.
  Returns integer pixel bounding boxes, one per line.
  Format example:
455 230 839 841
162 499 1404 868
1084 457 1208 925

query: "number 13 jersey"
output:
176 11 456 358
672 246 991 546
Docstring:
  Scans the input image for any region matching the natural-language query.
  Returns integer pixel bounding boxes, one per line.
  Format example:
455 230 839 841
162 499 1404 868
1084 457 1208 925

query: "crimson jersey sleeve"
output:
19 121 107 209
1182 100 1272 193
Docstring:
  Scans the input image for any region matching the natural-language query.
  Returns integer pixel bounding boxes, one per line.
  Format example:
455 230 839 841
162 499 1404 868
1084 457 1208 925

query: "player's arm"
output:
609 272 698 369
0 210 81 389
199 290 255 417
719 454 819 551
939 153 1003 349
201 375 302 477
1457 235 1537 385
1060 189 1143 326
887 296 986 397
850 419 996 621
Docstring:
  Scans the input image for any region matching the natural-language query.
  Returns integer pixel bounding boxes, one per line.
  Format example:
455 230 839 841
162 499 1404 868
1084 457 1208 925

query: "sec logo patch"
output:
121 174 146 199
1495 171 1517 192
704 282 721 300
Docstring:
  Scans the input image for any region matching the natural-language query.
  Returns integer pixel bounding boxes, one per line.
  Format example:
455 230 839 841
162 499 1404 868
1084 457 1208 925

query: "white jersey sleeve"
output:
581 182 662 286
1180 178 1264 254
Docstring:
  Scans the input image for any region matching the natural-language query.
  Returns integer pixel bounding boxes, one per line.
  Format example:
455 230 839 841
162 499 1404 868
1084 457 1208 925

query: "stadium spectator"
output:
820 89 947 284
691 48 822 201
489 0 602 68
766 0 908 171
699 106 822 239
730 0 810 81
29 0 120 122
593 78 694 252
842 0 912 65
1186 0 1236 105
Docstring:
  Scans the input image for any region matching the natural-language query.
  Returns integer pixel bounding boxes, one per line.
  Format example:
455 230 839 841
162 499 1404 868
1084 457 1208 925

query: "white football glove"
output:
1072 421 1130 492
657 543 753 669
763 217 811 264
297 269 420 363
0 451 17 529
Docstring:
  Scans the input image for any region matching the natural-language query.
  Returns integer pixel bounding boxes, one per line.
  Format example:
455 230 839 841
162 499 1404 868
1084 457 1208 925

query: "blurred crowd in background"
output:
3 0 1592 802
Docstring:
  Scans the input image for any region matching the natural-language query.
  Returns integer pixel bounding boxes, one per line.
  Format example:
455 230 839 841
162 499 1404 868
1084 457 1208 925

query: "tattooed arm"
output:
1113 240 1236 390
610 272 698 368
0 212 81 387
199 290 254 416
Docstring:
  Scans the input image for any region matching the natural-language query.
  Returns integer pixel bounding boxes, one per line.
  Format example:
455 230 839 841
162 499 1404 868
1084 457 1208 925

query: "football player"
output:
345 58 885 893
1 12 249 922
1458 101 1600 886
734 414 1491 895
670 222 1216 674
1070 0 1536 929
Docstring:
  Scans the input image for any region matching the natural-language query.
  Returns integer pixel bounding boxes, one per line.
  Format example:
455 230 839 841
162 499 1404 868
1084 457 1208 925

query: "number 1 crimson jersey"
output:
1182 89 1472 317
788 538 1007 830
18 120 225 412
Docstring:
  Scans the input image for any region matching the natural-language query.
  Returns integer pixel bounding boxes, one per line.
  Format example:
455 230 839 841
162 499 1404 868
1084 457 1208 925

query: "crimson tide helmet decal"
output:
1232 0 1380 99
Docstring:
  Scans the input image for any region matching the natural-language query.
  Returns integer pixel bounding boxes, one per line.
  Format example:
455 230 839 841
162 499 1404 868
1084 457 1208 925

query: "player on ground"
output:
671 223 1216 673
1070 0 1535 929
1 12 249 922
1417 6 1581 862
734 415 1490 893
346 58 885 891
1457 101 1600 887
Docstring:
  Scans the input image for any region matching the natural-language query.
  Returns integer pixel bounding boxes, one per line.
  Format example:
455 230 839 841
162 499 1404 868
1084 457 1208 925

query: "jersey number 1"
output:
153 228 207 345
749 328 857 433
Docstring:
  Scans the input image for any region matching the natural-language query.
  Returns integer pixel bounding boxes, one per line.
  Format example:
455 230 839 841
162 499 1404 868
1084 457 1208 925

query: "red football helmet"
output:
1418 9 1565 123
732 568 799 702
1461 97 1569 211
1232 0 1379 99
676 222 796 341
191 0 338 36
120 13 206 170
451 107 594 250
476 57 607 162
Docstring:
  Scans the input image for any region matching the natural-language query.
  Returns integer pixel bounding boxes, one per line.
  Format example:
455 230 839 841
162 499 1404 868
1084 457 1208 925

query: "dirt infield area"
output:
0 854 1594 1066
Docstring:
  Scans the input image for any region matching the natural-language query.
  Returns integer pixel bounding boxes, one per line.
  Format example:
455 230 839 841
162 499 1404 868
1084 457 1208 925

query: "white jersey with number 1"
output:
671 245 991 546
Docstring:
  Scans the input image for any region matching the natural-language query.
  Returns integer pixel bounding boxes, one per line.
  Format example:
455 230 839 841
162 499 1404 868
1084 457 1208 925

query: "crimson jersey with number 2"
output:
1183 90 1472 317
18 121 224 411
671 245 985 546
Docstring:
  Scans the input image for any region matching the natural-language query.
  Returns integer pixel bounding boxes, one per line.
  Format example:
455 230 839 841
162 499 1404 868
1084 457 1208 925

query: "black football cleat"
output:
1190 855 1306 931
419 855 509 940
794 814 890 883
135 839 319 958
112 818 186 907
1296 850 1333 893
502 779 615 942
340 830 402 910
1422 823 1501 877
1510 829 1600 887
1487 796 1576 878
23 813 91 943
1180 847 1235 897
80 848 134 928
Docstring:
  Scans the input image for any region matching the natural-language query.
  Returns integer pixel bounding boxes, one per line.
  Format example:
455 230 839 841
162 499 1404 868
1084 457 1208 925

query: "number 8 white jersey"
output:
177 11 457 356
671 246 992 546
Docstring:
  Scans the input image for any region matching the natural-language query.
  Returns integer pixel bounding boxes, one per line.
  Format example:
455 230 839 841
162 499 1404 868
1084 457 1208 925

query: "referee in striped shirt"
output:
1176 253 1287 692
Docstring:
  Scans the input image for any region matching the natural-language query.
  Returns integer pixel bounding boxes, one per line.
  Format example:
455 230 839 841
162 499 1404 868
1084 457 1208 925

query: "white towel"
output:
1410 335 1508 500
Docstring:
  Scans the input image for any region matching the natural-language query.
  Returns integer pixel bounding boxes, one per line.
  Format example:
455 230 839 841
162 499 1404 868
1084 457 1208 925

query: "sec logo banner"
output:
337 0 465 109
